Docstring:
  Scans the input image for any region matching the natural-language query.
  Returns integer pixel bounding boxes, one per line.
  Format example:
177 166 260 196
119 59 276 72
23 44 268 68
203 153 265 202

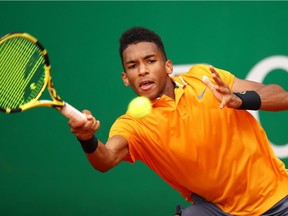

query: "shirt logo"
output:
197 87 207 100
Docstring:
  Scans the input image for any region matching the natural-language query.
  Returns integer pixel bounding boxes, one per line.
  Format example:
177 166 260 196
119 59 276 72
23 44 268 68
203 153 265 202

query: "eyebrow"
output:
125 54 156 64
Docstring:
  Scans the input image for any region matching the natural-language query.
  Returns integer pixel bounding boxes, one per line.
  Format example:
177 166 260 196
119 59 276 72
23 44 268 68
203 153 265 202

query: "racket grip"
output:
61 102 87 123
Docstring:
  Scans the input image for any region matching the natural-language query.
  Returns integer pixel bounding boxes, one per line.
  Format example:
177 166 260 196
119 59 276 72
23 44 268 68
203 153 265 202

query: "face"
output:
121 42 173 100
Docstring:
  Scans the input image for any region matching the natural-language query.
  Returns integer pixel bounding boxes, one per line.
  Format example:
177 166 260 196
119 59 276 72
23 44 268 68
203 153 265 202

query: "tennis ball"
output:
127 96 152 119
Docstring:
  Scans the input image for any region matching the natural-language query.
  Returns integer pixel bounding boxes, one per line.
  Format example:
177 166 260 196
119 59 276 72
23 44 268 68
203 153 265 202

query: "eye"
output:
127 64 136 69
147 59 156 64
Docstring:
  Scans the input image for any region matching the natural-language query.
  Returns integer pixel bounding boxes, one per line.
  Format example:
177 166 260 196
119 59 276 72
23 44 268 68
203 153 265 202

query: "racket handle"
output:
60 102 87 123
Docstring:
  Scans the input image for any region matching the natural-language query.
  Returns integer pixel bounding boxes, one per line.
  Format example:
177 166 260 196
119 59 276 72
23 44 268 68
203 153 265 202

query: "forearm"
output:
231 77 288 111
85 139 117 172
77 136 115 172
257 84 288 111
78 135 128 172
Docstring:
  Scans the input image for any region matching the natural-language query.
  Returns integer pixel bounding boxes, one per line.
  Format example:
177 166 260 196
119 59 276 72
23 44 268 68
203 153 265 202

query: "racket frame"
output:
0 32 65 113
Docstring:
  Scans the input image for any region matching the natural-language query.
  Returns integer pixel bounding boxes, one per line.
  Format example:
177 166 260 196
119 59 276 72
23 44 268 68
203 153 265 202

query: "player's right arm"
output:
68 110 129 172
86 135 128 172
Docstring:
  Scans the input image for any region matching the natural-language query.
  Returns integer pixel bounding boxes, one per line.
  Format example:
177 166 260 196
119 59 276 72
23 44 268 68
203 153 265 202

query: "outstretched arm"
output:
203 66 288 111
68 110 128 172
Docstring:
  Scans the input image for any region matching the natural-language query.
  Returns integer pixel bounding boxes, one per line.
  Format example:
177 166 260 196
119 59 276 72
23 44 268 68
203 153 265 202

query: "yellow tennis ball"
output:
127 96 152 119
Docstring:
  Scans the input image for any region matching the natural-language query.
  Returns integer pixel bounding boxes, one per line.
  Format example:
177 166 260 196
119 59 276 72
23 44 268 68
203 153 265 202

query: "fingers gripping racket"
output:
0 32 86 123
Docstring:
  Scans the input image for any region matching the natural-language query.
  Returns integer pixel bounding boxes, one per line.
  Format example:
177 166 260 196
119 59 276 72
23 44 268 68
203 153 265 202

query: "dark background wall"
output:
0 2 287 216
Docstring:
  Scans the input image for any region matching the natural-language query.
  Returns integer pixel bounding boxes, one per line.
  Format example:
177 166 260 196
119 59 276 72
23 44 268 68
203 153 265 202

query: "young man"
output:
69 27 288 215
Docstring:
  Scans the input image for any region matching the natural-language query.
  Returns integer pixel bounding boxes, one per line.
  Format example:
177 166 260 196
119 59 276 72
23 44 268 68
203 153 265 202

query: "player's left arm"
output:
232 77 288 111
203 66 288 111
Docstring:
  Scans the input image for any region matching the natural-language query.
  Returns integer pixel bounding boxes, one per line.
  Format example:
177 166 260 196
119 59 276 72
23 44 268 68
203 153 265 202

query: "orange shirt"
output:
109 64 288 215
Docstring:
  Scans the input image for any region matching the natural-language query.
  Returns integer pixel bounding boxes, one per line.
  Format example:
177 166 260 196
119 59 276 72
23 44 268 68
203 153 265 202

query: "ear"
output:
121 72 130 86
165 60 173 75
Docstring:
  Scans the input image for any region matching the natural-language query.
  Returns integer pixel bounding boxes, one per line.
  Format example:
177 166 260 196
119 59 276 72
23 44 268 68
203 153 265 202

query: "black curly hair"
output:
119 27 167 66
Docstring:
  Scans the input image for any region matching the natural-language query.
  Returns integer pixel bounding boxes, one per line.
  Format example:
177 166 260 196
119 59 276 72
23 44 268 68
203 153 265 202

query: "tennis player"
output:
69 27 288 215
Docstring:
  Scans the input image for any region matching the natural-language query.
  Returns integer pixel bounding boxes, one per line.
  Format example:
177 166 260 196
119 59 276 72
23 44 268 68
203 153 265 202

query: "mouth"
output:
139 80 154 91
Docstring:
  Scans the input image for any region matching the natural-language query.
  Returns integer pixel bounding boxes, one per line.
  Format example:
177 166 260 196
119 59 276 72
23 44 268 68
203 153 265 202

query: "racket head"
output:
0 32 63 113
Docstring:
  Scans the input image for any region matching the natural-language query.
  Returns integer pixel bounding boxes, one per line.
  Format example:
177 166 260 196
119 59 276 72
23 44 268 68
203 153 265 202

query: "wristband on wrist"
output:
234 91 261 110
77 135 98 153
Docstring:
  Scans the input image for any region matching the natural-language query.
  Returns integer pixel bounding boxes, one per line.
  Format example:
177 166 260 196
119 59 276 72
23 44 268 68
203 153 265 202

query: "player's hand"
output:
68 110 100 140
202 66 242 109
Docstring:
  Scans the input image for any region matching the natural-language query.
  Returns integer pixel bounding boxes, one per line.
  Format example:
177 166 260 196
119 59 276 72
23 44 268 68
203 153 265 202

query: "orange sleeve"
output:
109 116 137 163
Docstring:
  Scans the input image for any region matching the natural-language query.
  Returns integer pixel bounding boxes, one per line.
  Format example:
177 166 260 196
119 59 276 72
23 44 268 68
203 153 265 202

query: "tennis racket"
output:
0 32 86 123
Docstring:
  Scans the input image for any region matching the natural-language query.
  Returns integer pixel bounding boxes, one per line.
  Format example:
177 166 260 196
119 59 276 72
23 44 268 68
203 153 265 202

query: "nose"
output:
138 63 148 76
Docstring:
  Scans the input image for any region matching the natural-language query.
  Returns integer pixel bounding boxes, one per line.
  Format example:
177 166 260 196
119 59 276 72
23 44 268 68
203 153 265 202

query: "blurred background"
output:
0 1 287 216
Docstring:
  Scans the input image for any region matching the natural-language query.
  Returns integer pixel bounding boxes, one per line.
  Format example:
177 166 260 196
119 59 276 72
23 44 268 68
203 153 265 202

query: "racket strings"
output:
10 41 45 102
0 39 35 107
1 39 34 96
0 37 46 109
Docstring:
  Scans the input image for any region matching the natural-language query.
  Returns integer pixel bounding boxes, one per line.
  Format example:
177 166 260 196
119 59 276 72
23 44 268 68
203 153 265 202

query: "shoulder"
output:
109 114 150 141
174 64 235 87
171 64 212 85
185 64 233 78
109 114 137 136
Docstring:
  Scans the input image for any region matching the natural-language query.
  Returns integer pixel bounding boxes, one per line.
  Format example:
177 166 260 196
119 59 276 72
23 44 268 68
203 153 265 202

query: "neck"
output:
163 79 176 100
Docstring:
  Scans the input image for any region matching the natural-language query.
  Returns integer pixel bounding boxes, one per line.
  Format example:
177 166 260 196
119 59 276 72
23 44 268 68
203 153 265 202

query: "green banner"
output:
0 2 287 216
